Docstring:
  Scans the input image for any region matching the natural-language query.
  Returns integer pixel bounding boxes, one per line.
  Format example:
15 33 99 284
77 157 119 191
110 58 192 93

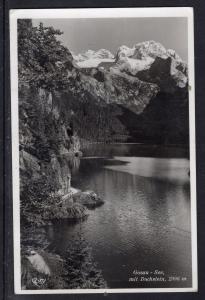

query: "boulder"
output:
73 190 104 209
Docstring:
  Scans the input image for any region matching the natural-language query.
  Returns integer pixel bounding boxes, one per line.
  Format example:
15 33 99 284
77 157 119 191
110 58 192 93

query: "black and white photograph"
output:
10 8 197 293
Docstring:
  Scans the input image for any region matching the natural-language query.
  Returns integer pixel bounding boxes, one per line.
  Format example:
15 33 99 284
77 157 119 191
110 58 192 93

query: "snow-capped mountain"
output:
73 49 115 68
62 41 189 144
72 41 187 89
115 41 185 62
67 40 188 114
114 41 187 88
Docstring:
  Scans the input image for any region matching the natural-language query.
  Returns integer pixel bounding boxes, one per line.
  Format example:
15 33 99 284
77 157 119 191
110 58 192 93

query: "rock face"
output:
114 41 188 89
19 83 88 225
20 150 40 180
76 68 159 114
50 156 71 194
136 56 187 93
19 86 73 194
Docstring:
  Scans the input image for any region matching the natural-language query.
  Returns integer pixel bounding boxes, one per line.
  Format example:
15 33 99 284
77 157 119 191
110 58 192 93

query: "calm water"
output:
47 144 192 288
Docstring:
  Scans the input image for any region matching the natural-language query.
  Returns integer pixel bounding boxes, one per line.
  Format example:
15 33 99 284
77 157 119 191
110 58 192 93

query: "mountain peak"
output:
116 40 173 61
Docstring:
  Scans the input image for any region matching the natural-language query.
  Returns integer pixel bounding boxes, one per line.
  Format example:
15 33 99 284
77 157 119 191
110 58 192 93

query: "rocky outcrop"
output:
19 83 88 224
73 190 104 209
136 56 187 93
20 146 72 196
50 155 71 195
114 41 188 91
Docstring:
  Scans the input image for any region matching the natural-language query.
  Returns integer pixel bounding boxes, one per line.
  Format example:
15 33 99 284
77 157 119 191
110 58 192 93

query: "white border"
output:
10 7 197 294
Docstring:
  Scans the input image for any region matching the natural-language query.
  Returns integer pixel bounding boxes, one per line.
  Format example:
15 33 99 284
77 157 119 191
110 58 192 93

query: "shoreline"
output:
81 141 190 147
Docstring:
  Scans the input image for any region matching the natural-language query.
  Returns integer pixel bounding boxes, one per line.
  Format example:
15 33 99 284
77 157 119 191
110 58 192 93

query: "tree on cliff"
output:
18 19 73 91
18 20 74 161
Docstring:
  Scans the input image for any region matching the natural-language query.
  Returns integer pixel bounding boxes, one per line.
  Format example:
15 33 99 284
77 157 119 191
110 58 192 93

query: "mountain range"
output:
59 40 188 145
73 41 187 90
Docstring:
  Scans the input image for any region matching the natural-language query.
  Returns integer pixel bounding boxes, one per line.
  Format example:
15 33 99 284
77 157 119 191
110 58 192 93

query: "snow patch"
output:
117 57 154 75
76 58 115 68
73 48 114 68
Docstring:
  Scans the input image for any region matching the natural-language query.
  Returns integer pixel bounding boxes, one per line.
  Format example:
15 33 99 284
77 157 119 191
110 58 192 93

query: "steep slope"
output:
70 67 159 114
107 42 188 144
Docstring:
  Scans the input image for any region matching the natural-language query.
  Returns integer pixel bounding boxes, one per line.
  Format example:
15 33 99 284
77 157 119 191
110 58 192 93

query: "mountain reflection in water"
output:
104 156 189 184
48 144 192 288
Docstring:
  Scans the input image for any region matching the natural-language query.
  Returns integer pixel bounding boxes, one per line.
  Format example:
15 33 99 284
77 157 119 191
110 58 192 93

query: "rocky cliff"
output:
19 82 88 226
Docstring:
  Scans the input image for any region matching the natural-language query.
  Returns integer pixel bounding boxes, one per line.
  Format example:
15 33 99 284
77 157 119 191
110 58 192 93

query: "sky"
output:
32 17 188 61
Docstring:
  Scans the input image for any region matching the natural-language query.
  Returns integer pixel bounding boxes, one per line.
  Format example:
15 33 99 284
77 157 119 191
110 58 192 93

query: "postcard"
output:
10 7 197 294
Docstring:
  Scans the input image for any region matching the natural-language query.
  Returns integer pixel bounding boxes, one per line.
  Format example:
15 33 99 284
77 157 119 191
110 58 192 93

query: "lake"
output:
47 144 192 288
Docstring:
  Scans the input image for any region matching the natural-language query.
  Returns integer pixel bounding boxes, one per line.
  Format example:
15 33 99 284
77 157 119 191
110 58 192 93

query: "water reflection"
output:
49 144 191 288
69 156 81 174
104 157 189 184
